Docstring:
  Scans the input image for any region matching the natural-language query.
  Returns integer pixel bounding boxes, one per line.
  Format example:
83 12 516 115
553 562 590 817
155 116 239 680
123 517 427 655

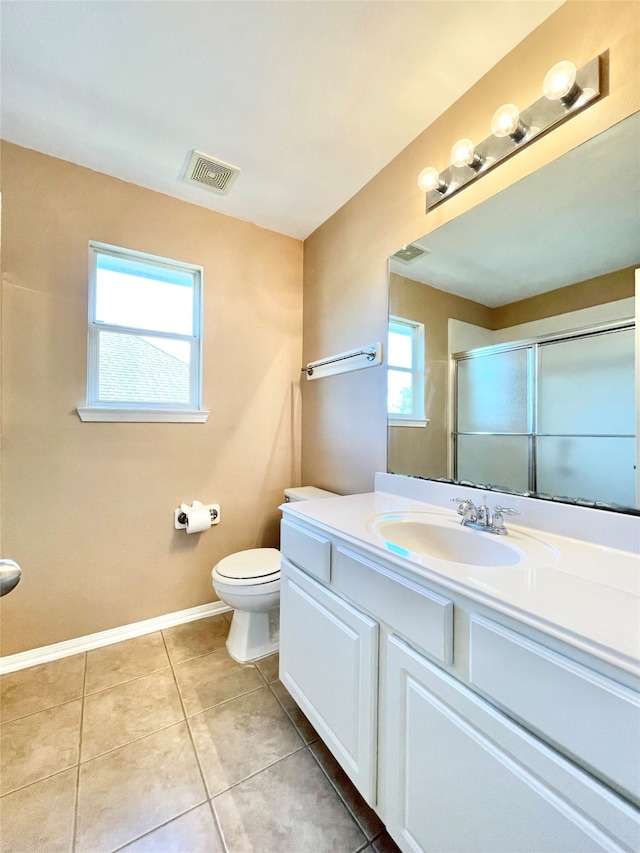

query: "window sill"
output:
77 407 210 423
388 417 430 428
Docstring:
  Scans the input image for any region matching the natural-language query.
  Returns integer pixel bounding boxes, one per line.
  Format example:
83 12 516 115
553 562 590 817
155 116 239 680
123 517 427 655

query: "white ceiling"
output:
0 1 563 240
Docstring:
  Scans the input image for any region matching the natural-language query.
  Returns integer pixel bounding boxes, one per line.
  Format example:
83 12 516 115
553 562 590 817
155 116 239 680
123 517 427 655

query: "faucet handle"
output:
451 497 474 511
451 497 477 522
493 505 520 516
491 505 520 535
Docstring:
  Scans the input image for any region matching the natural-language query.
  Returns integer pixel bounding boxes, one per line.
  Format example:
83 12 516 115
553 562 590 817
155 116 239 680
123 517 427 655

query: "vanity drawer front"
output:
280 519 331 583
469 615 640 804
334 546 453 666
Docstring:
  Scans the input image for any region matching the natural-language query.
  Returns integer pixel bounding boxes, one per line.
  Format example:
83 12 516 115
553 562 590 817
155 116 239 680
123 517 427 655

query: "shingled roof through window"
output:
99 332 190 403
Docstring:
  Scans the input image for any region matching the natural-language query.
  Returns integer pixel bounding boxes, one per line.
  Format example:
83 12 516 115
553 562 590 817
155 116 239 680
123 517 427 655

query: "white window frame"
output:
387 315 428 428
77 242 208 423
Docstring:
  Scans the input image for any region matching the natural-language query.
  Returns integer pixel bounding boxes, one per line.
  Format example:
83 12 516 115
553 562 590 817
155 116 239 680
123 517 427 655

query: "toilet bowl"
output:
211 486 336 662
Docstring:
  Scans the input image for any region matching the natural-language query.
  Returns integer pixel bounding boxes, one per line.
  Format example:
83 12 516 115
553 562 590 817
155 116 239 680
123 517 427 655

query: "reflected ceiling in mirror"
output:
388 112 640 514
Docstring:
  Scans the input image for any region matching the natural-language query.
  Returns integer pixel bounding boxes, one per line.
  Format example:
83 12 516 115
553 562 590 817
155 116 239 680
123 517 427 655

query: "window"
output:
77 242 208 422
387 316 427 427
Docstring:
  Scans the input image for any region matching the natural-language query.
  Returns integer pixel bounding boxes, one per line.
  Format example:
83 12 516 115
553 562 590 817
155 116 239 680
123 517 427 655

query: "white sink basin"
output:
370 515 523 566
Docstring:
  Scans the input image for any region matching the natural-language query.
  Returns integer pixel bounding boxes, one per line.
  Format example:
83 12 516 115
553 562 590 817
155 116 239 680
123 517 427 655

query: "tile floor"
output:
0 614 402 853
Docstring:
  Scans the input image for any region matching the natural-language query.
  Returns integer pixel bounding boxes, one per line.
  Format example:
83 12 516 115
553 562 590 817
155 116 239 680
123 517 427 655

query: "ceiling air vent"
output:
183 150 241 195
392 244 429 263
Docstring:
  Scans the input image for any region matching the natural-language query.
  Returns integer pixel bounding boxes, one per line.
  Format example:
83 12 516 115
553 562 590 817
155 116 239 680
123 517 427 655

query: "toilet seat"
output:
213 547 281 586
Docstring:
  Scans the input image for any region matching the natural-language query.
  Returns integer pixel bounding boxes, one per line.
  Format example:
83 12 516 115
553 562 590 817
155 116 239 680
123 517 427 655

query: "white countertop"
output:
281 489 640 677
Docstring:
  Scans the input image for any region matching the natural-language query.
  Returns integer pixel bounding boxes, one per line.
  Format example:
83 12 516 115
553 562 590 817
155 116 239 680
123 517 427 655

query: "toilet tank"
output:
283 486 338 502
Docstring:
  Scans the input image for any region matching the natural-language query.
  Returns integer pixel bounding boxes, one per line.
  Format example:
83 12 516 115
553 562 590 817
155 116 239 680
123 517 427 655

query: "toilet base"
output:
226 607 279 663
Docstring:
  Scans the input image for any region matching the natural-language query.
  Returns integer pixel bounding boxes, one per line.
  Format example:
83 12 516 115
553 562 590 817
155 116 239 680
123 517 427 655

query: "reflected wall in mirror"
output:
388 112 640 512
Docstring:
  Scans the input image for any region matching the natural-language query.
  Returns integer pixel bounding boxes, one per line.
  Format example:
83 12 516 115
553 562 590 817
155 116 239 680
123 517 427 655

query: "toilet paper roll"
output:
185 506 211 534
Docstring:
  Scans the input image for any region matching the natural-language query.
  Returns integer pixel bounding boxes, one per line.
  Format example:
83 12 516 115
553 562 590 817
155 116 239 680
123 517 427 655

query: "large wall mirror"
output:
388 112 640 513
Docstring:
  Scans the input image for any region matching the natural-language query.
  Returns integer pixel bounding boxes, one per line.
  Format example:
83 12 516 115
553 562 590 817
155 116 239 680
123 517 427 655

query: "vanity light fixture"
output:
419 54 602 212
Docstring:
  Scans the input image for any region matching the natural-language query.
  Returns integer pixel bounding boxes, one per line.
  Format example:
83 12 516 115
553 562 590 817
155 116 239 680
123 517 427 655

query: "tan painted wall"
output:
388 273 491 478
302 1 640 494
0 143 303 655
492 265 636 329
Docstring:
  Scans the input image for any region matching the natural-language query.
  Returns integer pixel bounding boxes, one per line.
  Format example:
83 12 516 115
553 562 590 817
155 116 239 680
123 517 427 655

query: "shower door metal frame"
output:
451 319 635 492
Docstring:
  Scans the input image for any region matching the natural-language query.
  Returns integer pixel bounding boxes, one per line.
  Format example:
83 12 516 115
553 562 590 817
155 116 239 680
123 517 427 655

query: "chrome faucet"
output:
452 496 520 535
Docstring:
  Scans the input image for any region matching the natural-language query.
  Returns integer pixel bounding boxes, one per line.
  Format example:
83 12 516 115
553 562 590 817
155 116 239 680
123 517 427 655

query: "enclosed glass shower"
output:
453 323 636 507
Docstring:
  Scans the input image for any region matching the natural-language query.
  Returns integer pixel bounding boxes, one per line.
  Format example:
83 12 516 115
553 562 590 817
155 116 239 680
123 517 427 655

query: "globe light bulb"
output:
417 166 446 194
450 138 483 171
491 104 520 137
543 60 580 105
491 103 528 143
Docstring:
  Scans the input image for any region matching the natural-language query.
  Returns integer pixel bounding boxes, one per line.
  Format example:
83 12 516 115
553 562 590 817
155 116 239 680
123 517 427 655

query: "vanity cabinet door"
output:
385 634 638 853
280 558 378 804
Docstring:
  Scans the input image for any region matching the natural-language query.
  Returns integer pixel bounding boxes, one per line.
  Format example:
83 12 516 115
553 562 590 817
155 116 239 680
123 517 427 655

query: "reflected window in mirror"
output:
388 317 428 428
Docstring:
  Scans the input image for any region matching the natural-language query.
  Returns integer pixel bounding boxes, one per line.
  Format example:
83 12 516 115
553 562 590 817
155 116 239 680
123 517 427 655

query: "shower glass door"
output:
536 328 636 506
453 324 636 506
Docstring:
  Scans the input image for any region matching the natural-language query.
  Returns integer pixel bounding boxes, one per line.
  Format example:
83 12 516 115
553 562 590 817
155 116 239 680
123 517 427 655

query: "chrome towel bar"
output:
302 342 382 379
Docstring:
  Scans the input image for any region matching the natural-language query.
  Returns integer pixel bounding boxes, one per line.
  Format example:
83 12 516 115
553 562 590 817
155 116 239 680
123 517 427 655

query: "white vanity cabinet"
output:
280 521 378 802
279 513 640 853
386 634 639 853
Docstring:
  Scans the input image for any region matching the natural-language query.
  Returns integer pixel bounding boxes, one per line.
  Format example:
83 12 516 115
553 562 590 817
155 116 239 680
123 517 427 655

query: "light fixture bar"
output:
423 55 602 212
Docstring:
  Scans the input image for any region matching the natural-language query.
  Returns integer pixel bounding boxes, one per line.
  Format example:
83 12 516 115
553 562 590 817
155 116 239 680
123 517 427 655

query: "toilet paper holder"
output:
174 501 220 530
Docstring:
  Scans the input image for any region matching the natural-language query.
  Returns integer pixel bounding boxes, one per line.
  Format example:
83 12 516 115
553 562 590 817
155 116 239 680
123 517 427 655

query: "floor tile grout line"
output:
266 680 319 744
160 615 231 668
163 633 308 848
164 644 230 668
183 681 271 723
306 743 376 840
260 683 373 841
205 741 307 800
108 801 212 853
71 652 88 853
180 677 274 720
1 706 63 726
256 663 270 686
167 641 252 673
163 629 304 852
253 652 279 686
0 690 85 799
78 644 203 764
206 798 230 853
0 691 86 726
78 717 191 767
177 669 308 799
0 762 79 799
77 629 215 852
209 741 309 801
83 663 172 698
162 629 231 853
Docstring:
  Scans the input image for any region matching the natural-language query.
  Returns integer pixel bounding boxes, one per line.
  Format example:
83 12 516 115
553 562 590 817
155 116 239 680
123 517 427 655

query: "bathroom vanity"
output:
279 474 640 853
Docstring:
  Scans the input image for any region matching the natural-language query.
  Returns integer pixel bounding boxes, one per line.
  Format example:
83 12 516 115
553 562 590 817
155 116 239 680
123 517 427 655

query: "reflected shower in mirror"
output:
388 112 640 512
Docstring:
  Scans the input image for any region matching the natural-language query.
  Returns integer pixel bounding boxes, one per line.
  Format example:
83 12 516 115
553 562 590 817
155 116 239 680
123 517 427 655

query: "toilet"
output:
211 486 337 662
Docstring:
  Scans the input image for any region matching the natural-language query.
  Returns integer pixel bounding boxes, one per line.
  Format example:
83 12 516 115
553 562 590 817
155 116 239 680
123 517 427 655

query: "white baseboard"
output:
0 601 232 675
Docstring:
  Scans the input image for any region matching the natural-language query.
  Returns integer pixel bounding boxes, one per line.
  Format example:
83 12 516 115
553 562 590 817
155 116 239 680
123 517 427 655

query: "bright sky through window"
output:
95 256 194 362
388 317 425 422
